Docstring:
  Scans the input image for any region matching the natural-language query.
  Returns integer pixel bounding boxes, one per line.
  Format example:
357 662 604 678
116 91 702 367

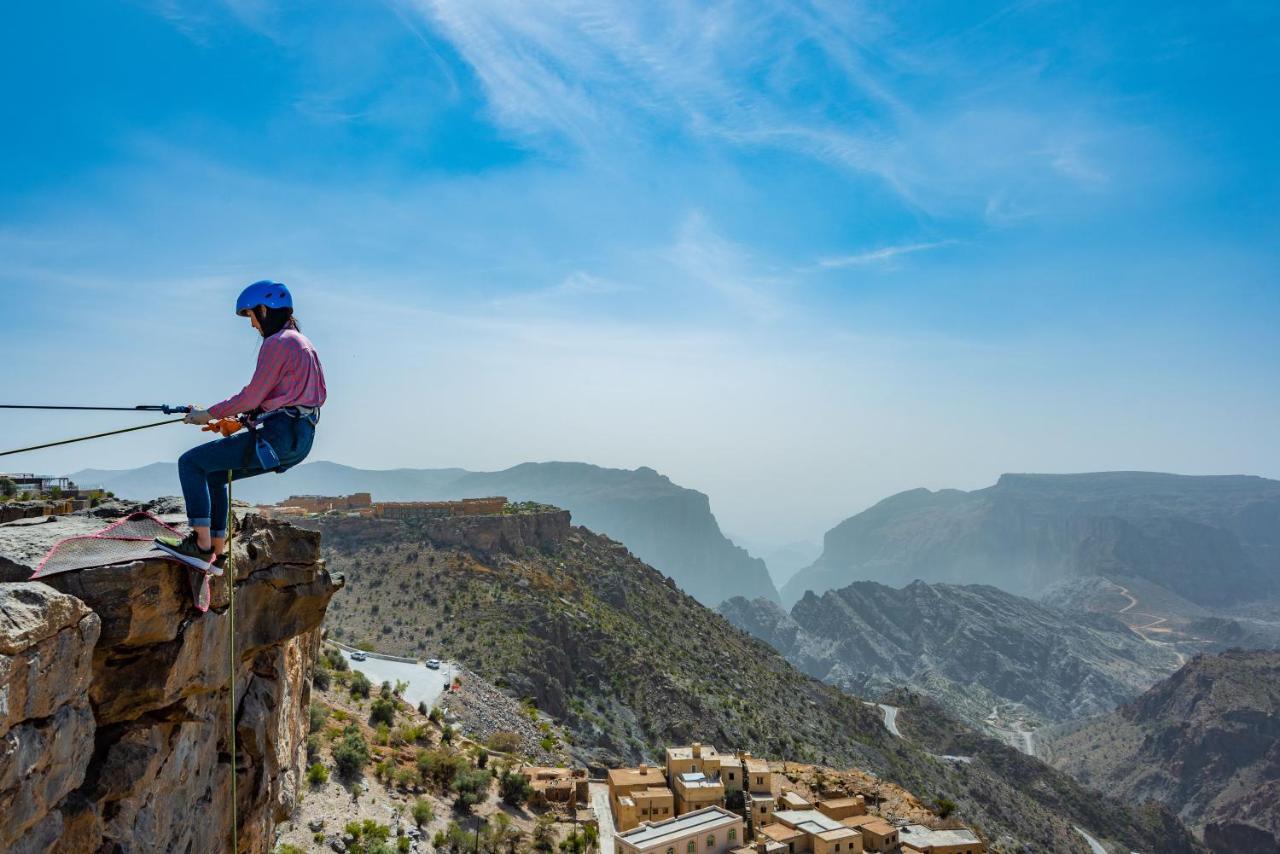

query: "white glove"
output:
184 407 213 426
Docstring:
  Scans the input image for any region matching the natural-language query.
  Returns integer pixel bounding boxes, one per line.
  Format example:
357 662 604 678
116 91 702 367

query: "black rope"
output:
0 418 186 458
0 404 188 413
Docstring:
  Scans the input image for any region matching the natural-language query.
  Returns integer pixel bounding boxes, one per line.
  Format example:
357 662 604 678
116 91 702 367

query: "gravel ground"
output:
440 667 567 766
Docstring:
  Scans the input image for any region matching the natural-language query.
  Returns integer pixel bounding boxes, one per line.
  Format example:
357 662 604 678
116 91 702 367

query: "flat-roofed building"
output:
718 756 743 794
674 771 726 815
839 817 898 853
748 792 776 826
898 824 986 854
519 766 588 804
816 798 866 821
759 823 807 854
741 753 773 795
779 792 811 811
767 809 862 854
667 743 726 781
615 806 744 854
730 840 788 854
610 765 675 831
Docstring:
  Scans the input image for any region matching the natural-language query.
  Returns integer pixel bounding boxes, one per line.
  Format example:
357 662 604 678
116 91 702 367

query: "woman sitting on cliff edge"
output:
155 280 326 573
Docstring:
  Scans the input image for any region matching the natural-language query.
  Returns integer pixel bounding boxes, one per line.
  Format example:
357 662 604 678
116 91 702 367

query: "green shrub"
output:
333 726 371 780
309 703 330 733
313 666 331 691
307 762 330 787
452 768 491 813
350 671 372 699
370 697 396 727
418 748 467 791
412 798 435 827
498 770 532 807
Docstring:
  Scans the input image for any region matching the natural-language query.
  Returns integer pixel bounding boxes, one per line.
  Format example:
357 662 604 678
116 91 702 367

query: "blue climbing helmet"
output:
235 280 293 316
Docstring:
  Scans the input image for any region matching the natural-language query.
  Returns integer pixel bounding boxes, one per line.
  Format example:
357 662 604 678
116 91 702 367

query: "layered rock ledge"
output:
0 511 342 853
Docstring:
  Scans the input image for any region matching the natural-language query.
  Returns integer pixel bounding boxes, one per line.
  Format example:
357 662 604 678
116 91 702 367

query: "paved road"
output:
1074 826 1107 854
589 781 616 854
340 650 456 711
878 704 902 738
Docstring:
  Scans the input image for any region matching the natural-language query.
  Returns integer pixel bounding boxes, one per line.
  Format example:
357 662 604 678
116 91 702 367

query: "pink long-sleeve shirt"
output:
207 328 327 418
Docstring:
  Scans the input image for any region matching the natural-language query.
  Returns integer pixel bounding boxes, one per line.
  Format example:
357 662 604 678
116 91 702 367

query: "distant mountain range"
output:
782 472 1280 607
1043 649 1280 852
720 580 1179 740
71 460 777 606
313 508 1198 853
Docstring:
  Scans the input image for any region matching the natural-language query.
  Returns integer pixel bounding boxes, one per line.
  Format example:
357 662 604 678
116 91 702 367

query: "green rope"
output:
0 418 184 458
226 470 238 854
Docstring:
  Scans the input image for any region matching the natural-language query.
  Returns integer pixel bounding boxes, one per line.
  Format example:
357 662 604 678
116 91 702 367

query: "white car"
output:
425 659 441 670
351 651 368 662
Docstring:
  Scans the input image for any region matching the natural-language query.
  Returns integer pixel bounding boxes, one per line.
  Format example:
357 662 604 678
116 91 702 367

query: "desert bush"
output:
307 762 329 787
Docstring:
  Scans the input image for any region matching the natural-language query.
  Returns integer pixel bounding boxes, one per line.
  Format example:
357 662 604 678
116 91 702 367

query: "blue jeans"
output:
177 412 315 535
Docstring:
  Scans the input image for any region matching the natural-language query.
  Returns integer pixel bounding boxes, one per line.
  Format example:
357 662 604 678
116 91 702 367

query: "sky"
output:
2 0 1278 546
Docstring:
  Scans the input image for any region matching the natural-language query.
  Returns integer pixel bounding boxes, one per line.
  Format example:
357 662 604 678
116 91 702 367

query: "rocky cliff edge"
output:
0 510 342 853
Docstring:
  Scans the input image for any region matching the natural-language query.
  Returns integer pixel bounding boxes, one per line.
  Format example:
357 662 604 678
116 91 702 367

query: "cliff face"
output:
0 512 341 854
1044 649 1280 849
783 472 1280 607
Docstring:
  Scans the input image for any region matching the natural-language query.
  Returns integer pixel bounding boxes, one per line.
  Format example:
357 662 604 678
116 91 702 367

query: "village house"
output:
897 824 986 854
518 766 588 804
609 765 676 831
719 755 744 794
778 791 812 811
741 753 775 826
769 810 863 854
816 798 866 821
838 816 898 853
673 771 726 815
614 806 744 854
666 743 727 780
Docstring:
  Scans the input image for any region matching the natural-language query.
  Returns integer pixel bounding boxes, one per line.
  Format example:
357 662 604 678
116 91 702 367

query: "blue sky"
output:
2 0 1277 544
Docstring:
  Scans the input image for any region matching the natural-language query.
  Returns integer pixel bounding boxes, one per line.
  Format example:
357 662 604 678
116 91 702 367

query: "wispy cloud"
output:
407 0 1151 218
814 240 958 270
664 212 790 321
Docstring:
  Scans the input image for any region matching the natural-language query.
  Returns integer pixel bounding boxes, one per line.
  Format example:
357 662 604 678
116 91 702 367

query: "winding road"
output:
1109 583 1187 667
1074 826 1107 854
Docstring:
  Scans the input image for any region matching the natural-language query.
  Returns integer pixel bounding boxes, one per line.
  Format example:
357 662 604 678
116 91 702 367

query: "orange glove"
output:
202 417 245 438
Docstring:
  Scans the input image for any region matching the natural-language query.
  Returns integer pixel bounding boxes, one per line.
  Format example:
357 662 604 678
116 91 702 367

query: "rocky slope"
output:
0 509 341 853
74 459 777 607
312 507 1201 853
1042 649 1280 851
782 472 1280 607
720 580 1179 738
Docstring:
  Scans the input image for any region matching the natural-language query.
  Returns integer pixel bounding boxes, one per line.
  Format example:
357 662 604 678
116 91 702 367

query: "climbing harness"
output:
0 404 191 458
226 470 238 854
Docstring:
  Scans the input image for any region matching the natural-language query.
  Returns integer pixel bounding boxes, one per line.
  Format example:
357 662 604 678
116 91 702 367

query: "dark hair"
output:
255 306 298 338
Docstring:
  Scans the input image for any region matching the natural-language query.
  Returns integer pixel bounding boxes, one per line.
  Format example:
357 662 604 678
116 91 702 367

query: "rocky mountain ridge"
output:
783 471 1280 607
1042 649 1280 851
73 459 778 607
0 509 341 853
720 579 1179 740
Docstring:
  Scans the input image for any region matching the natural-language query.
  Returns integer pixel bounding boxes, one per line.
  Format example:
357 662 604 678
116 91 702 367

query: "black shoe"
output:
211 553 228 576
155 532 216 573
